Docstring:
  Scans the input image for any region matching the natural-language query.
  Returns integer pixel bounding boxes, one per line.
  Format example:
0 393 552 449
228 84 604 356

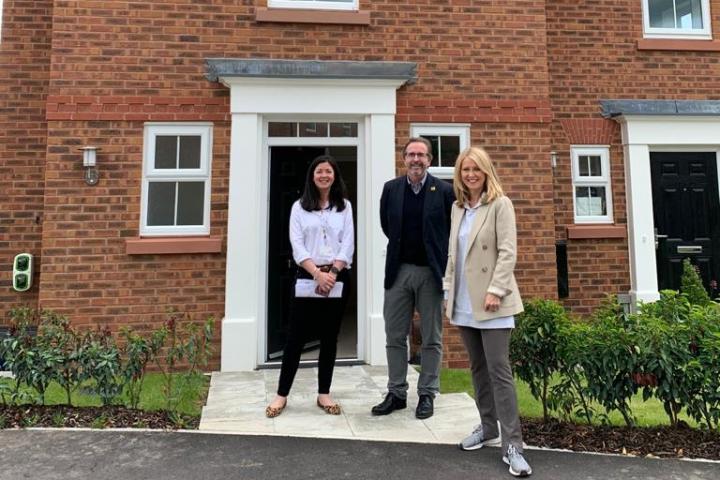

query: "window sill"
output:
255 7 371 25
126 236 223 255
637 38 720 51
567 225 626 240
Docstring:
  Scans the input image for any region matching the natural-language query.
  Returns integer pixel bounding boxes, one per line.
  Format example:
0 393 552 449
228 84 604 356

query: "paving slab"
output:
200 365 479 444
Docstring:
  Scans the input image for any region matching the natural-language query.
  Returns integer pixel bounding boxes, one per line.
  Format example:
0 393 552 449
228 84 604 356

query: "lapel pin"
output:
430 186 436 192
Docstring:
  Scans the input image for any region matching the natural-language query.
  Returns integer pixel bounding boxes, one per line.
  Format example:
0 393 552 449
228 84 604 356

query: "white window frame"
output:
410 123 470 179
642 0 712 39
268 0 358 11
571 146 614 224
140 123 213 236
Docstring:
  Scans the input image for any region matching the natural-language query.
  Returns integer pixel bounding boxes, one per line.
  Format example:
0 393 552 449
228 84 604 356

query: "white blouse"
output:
450 202 514 330
289 199 355 268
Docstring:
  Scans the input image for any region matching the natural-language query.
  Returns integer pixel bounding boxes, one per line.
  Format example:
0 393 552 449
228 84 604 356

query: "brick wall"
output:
545 1 720 312
27 1 557 370
0 1 53 314
37 120 230 364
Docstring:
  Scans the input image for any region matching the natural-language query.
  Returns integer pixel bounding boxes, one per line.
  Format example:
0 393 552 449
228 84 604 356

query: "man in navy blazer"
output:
372 137 455 419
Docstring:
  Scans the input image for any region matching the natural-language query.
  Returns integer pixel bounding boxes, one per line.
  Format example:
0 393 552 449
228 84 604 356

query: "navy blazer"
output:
380 173 455 290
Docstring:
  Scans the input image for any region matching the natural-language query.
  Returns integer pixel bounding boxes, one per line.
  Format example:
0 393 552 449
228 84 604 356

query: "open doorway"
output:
266 145 358 363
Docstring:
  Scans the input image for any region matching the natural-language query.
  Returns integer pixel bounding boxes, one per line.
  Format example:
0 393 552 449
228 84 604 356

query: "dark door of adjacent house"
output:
650 152 720 294
267 146 358 361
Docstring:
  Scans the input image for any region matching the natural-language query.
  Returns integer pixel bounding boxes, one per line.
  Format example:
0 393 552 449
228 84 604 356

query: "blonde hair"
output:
452 146 504 206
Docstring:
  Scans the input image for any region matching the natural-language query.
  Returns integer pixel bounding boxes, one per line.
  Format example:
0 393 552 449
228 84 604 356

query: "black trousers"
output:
276 268 350 396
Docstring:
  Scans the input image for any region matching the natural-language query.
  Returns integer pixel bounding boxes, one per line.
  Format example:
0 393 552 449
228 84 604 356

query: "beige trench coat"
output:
443 195 524 322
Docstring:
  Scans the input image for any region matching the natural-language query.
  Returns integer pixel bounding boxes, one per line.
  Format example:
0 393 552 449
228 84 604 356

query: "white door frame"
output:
219 77 404 371
617 115 720 305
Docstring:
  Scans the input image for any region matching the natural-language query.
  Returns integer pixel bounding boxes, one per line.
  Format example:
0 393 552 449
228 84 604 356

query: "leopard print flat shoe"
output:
316 398 341 415
265 400 287 418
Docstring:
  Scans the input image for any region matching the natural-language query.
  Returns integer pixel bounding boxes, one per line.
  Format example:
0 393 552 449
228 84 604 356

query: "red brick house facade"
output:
2 1 719 370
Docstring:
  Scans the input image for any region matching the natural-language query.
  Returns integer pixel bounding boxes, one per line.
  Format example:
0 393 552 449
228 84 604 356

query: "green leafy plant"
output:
681 258 712 306
630 310 693 426
91 415 109 429
37 311 83 406
683 304 720 430
153 311 215 413
120 327 163 409
511 299 569 422
552 320 597 424
79 328 122 406
574 314 639 426
51 411 66 427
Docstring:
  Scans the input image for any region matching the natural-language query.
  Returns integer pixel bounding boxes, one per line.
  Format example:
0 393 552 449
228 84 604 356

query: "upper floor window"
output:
410 124 470 179
571 146 613 224
141 124 213 236
642 0 711 39
268 0 358 10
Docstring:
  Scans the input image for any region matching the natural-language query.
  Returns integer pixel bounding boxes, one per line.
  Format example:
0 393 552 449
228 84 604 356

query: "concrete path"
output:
200 365 479 444
1 430 717 480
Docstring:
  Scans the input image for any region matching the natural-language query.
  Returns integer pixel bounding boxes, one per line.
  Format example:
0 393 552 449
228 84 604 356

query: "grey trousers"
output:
383 264 443 399
458 326 524 453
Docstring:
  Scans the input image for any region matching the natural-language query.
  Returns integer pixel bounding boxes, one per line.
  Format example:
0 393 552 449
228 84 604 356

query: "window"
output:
141 124 213 236
268 121 358 138
642 0 711 39
571 146 613 223
268 0 358 10
410 124 470 179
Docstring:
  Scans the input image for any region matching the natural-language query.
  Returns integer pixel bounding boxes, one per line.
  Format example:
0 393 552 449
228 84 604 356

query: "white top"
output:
450 201 514 330
290 199 355 268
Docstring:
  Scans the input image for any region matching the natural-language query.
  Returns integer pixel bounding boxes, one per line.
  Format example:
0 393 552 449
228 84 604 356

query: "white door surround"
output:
614 115 720 305
210 60 415 371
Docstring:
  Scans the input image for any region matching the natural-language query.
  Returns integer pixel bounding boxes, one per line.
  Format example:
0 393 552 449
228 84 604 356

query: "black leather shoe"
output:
371 393 407 416
415 394 434 419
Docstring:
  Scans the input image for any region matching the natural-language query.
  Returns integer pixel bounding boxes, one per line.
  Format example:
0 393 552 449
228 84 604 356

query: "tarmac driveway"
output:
1 430 718 480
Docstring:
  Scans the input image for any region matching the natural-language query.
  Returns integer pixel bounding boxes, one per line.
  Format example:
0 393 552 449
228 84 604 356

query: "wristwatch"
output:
329 266 341 275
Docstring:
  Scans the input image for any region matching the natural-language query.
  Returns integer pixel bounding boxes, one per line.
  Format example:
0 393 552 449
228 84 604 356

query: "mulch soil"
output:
1 406 719 460
522 417 720 460
0 405 199 430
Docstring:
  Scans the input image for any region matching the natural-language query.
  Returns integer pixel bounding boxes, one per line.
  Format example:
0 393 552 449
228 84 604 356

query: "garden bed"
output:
522 417 720 460
0 405 198 430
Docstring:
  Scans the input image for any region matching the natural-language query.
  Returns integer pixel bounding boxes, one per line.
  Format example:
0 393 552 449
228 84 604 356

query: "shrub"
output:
78 327 123 406
683 304 720 430
552 320 597 424
572 313 639 427
681 258 712 306
36 311 83 406
0 306 214 415
154 310 215 412
121 327 164 410
511 299 570 422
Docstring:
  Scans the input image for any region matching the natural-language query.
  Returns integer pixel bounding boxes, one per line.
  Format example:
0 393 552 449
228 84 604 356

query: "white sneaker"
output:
458 424 501 451
503 445 532 477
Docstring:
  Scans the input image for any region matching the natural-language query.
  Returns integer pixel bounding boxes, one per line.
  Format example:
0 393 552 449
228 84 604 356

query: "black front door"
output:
651 152 720 294
267 146 358 361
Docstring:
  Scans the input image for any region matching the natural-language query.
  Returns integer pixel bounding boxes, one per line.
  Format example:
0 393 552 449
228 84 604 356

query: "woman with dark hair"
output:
265 155 354 418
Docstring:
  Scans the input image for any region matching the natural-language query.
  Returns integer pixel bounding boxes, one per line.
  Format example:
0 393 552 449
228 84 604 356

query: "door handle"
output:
654 229 668 249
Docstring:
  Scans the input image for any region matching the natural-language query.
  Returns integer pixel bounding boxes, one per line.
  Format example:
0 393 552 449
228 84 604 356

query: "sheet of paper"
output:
294 279 343 298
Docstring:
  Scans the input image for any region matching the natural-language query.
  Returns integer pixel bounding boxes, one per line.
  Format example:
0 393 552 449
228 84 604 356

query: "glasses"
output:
405 152 428 159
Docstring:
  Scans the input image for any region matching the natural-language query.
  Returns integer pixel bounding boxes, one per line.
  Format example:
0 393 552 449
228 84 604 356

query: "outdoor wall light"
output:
550 151 558 169
79 146 100 185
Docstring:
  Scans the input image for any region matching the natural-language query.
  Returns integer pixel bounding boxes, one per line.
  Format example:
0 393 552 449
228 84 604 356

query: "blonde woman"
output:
443 147 532 477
